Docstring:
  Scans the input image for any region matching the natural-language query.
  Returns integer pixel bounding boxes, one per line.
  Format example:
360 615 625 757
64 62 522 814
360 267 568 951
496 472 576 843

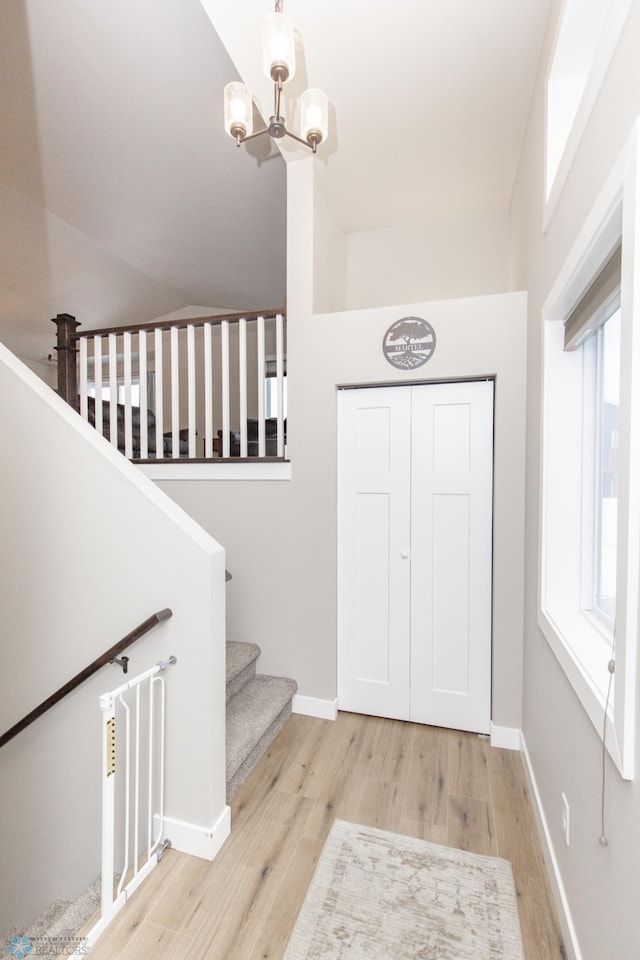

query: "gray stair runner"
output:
226 640 297 801
1 877 102 948
226 640 261 702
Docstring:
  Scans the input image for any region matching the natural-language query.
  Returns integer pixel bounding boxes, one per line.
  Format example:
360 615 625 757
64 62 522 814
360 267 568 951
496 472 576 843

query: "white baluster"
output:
79 337 88 419
109 333 118 448
221 320 230 458
276 312 285 457
123 331 133 458
171 327 179 459
154 329 164 458
257 316 266 458
94 336 103 437
239 318 247 458
187 324 196 458
204 322 213 458
139 331 148 459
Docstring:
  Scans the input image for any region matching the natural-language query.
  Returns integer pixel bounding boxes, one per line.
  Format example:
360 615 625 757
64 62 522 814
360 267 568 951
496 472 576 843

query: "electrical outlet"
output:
561 793 570 846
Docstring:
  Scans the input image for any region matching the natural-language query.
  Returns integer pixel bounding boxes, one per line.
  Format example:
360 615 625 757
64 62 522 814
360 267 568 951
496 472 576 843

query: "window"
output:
88 379 141 407
539 124 640 780
544 0 634 226
593 310 620 624
264 356 287 420
541 262 620 714
265 375 287 420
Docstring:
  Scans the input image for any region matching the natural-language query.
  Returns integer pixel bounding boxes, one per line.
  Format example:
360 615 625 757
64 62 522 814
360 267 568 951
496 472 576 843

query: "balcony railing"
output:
53 309 286 461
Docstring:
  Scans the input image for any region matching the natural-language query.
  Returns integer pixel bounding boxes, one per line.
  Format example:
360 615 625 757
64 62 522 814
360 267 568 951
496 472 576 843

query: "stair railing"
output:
53 308 286 461
0 608 173 749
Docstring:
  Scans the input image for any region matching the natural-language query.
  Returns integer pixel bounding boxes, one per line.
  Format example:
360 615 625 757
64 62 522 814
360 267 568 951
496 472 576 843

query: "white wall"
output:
346 210 509 310
509 2 640 958
309 160 509 314
158 157 528 733
0 345 227 932
313 166 348 314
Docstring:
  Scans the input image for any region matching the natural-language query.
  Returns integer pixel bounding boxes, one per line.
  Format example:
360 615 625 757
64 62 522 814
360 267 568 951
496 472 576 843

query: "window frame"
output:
539 122 640 780
578 313 620 634
544 0 634 231
592 310 621 626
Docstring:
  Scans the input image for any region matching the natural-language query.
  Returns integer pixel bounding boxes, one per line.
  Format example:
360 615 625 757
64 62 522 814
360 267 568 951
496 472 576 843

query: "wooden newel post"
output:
53 313 81 410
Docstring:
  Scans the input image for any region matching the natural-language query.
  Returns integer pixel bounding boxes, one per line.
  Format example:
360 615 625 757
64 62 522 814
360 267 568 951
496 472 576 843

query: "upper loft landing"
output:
53 309 288 469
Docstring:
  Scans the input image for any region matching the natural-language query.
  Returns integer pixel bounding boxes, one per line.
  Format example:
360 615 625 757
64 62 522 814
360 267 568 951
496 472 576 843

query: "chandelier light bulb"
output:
224 82 253 141
262 12 296 84
300 88 328 149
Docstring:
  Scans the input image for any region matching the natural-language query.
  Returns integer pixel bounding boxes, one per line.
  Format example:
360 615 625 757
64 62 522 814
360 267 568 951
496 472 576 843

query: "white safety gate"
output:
72 656 176 956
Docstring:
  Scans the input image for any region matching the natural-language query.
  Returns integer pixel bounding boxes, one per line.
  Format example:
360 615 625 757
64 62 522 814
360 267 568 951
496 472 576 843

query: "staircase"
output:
225 641 297 801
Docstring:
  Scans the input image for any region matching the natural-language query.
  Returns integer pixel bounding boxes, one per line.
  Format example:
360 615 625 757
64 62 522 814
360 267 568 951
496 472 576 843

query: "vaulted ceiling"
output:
0 0 287 364
0 0 550 367
204 0 551 231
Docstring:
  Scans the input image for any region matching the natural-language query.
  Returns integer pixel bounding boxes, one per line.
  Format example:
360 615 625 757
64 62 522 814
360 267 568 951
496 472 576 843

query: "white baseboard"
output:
490 723 521 750
292 694 338 721
155 805 231 861
520 732 582 960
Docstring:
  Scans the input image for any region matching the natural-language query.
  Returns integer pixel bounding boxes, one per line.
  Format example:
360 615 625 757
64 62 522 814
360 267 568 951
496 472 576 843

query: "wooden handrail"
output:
0 608 172 749
64 307 286 342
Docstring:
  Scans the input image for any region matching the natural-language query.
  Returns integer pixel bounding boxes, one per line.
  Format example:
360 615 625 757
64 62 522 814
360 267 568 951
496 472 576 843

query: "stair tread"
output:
226 674 297 779
226 640 261 685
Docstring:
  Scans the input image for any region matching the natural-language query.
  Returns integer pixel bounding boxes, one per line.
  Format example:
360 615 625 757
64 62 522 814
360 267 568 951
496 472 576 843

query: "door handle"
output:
401 550 409 559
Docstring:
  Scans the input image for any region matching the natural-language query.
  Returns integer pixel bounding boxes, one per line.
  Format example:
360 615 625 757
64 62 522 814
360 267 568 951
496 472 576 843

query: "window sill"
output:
539 605 612 714
538 606 623 773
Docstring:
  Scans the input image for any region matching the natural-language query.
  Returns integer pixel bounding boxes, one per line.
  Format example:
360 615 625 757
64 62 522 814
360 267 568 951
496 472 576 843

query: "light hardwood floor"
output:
83 712 565 960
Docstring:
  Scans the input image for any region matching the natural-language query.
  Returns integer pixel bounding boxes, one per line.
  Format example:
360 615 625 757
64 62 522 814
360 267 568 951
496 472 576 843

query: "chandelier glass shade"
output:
224 81 253 141
262 12 296 83
223 3 328 154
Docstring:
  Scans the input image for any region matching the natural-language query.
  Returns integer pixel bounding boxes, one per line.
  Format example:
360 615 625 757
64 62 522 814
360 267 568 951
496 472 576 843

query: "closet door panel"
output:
410 380 494 733
337 386 412 720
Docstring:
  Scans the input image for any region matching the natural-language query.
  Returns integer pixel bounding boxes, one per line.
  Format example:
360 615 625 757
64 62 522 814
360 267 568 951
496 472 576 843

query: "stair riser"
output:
226 660 257 702
225 641 297 799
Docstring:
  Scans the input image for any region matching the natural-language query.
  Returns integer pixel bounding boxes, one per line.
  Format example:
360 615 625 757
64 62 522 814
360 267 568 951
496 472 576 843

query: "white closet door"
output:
337 379 493 734
410 380 493 734
337 386 412 720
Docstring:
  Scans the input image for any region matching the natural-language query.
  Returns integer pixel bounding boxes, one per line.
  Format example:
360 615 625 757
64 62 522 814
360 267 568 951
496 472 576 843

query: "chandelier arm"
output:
235 127 271 146
284 129 316 153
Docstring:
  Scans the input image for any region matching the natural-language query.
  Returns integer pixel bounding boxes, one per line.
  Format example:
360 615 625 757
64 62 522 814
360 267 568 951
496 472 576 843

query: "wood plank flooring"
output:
83 712 565 960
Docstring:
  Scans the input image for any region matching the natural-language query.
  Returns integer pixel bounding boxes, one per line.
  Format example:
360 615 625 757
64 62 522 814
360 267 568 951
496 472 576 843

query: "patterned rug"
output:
283 820 524 960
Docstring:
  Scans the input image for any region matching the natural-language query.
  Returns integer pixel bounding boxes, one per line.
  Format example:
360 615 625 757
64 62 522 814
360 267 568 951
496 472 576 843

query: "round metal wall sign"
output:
382 317 436 370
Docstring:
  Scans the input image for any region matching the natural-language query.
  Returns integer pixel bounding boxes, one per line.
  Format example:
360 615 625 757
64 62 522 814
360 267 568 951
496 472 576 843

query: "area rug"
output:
283 820 524 960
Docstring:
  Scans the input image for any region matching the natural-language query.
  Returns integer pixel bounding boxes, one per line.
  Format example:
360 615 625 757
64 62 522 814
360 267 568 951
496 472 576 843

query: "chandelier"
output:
223 1 329 154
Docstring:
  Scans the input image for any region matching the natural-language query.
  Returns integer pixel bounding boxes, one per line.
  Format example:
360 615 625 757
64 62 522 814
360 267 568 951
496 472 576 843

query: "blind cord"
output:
599 653 615 847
